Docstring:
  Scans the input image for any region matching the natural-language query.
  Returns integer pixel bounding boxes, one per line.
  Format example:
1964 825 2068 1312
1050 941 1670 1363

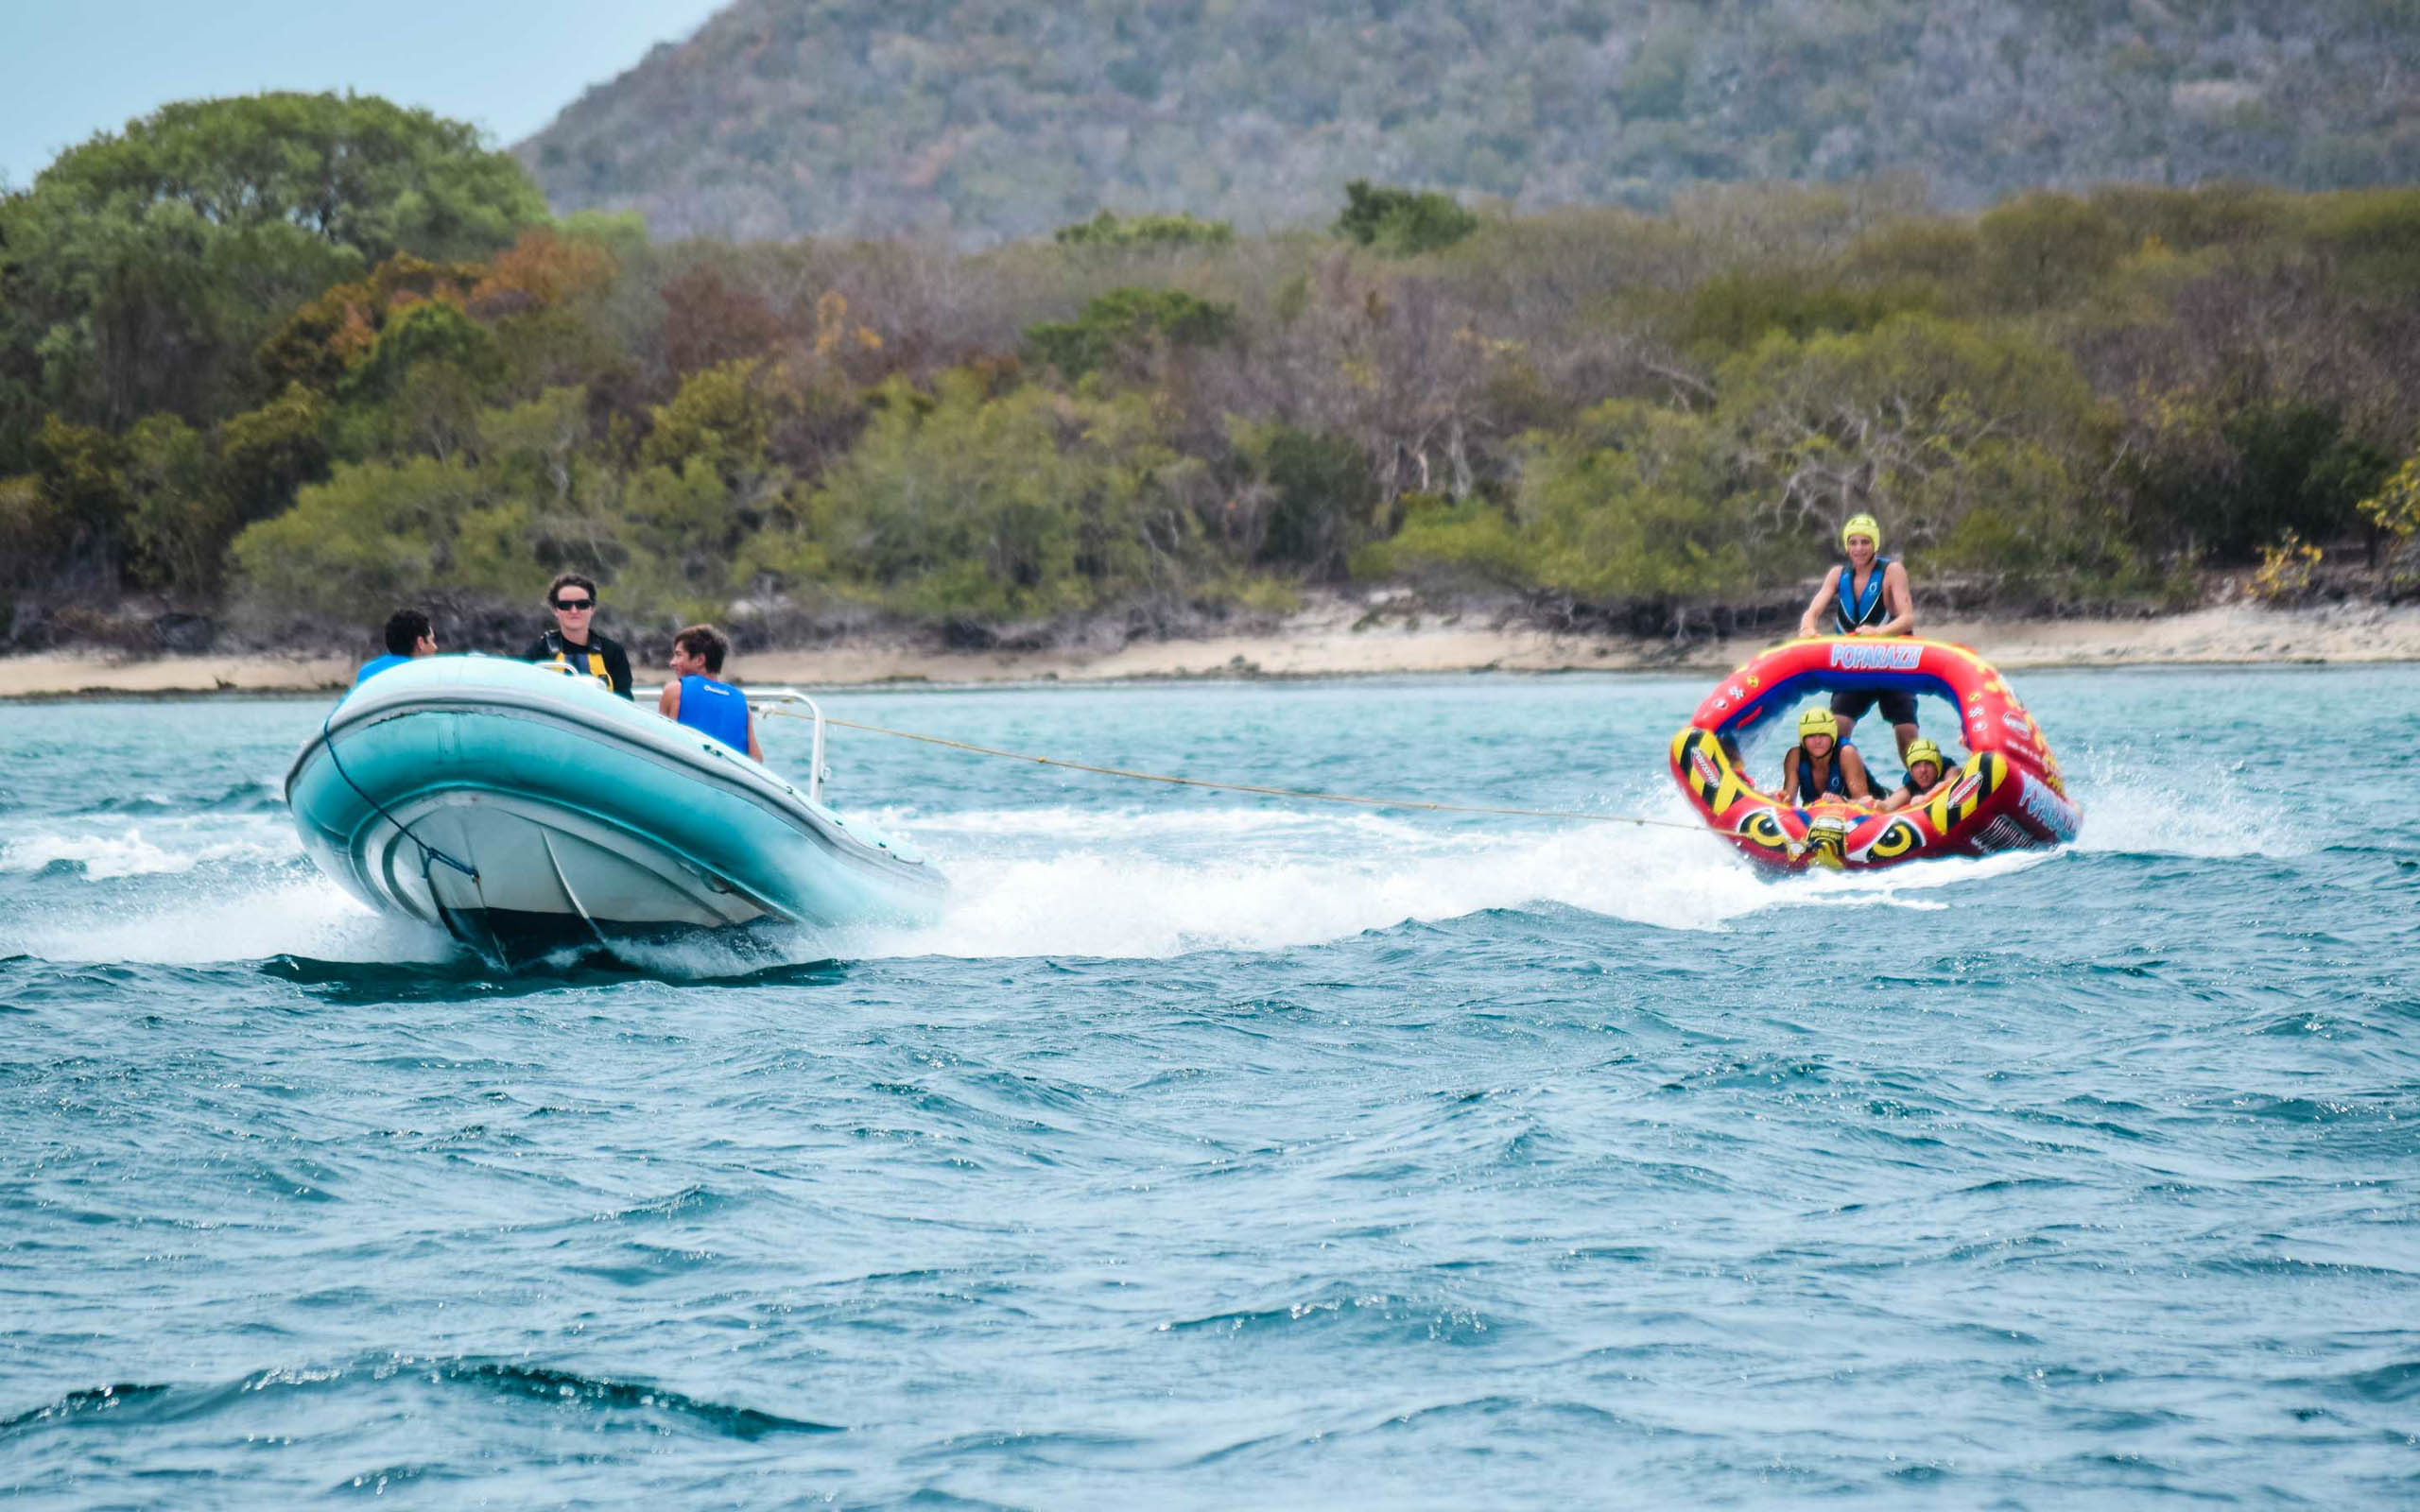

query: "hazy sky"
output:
2 0 729 185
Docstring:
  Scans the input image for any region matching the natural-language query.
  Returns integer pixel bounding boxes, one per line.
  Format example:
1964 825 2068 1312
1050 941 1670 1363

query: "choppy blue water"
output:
3 669 2416 1506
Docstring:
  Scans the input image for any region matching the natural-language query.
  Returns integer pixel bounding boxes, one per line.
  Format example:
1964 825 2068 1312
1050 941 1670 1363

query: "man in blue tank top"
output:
1796 512 1921 760
658 624 762 761
354 608 437 686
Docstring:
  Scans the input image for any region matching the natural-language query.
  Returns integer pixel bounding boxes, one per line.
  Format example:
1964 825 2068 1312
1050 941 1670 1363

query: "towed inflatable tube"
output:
1668 636 2082 872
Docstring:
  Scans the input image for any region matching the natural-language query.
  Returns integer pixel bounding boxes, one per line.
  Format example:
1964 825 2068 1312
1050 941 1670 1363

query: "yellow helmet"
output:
1841 513 1881 551
1905 738 1943 772
1797 707 1839 740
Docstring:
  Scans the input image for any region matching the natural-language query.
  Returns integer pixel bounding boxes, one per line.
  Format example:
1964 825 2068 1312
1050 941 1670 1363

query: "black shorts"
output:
1831 686 1919 728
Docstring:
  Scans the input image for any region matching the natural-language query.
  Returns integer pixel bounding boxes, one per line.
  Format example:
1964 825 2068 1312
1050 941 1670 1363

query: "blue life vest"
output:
354 654 412 686
1833 556 1894 633
674 674 752 755
1794 745 1855 799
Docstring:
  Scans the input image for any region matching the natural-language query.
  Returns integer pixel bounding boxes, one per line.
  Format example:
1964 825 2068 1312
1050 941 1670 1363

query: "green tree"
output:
1332 180 1479 256
232 389 607 625
217 384 332 527
2121 391 2391 562
639 357 776 479
1977 193 2130 312
0 93 545 460
796 371 1196 617
26 93 543 265
1054 210 1236 249
1023 287 1236 379
120 414 230 593
1512 403 1755 600
28 417 130 586
330 300 510 461
1715 314 2128 586
1675 272 1934 358
1227 423 1376 577
255 253 482 392
229 456 464 621
0 473 63 589
2359 443 2420 586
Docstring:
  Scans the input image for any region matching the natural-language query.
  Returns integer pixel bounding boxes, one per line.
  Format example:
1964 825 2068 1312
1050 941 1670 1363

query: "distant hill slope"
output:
518 0 2420 245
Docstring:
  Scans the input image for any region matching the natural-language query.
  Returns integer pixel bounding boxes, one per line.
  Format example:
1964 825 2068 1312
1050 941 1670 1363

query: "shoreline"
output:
3 602 2416 700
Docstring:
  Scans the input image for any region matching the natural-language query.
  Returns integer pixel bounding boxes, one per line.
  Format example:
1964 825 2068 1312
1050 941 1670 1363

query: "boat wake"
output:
4 751 2283 973
826 802 2038 960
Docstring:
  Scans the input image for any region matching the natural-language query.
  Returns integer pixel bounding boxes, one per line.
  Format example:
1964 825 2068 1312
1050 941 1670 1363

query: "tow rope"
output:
757 708 1703 833
317 705 481 884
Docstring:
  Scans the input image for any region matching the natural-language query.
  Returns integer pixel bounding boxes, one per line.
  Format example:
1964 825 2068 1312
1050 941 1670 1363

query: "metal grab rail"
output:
743 688 829 801
639 683 831 802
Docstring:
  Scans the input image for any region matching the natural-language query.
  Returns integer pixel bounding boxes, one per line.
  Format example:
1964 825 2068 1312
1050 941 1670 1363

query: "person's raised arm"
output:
1868 560 1916 637
1798 570 1839 639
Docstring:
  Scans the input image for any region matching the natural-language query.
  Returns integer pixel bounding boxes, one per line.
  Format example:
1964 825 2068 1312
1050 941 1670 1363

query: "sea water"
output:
2 670 2414 1505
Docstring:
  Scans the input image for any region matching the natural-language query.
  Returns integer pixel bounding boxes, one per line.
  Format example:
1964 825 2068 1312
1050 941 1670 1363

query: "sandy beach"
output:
4 599 2415 699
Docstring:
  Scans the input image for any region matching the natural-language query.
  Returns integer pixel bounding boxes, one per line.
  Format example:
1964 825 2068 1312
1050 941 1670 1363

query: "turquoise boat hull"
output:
285 658 945 960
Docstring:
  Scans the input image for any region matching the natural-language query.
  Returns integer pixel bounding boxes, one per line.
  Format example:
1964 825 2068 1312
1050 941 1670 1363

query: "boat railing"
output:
741 687 830 802
635 682 832 801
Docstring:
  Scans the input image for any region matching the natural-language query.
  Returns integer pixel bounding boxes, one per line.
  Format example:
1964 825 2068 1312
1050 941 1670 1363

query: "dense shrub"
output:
1022 287 1236 379
1332 181 1480 256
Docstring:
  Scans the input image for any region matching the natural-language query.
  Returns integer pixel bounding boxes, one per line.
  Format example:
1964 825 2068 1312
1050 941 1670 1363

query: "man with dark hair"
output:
521 573 632 698
658 623 762 760
354 609 437 686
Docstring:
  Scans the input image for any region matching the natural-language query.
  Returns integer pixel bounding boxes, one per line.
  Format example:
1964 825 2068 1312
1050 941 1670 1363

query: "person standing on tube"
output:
1797 513 1918 759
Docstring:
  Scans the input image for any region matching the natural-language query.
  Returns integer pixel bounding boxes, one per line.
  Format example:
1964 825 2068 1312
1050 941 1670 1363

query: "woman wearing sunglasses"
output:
521 573 634 699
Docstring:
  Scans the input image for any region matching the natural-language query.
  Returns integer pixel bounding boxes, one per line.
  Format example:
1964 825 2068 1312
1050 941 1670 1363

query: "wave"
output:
5 878 456 966
821 801 2027 962
0 828 293 880
0 1356 839 1443
2 794 2039 969
2063 747 2299 859
73 780 285 817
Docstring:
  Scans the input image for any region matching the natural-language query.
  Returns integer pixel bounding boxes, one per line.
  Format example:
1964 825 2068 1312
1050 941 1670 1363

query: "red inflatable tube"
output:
1668 636 2083 871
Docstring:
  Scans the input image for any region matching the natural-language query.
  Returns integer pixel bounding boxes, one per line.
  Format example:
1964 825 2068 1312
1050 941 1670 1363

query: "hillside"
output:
11 99 2420 659
518 0 2420 246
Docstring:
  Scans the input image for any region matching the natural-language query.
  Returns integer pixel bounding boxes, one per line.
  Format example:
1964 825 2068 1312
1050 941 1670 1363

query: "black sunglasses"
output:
550 597 595 610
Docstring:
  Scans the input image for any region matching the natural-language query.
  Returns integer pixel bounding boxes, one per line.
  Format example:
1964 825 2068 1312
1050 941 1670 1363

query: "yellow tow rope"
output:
757 706 1705 833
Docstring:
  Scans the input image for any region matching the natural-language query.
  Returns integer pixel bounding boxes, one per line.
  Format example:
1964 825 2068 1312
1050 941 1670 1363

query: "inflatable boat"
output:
285 657 945 961
1669 636 2081 872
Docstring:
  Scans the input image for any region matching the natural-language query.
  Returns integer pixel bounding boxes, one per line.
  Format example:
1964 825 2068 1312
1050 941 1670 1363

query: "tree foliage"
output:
1023 287 1236 379
0 93 546 472
796 372 1200 619
1054 210 1234 250
1332 181 1479 257
11 100 2420 647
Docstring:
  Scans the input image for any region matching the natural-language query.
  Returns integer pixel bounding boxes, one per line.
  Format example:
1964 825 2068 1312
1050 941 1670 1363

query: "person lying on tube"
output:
1776 707 1874 805
1873 738 1957 814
